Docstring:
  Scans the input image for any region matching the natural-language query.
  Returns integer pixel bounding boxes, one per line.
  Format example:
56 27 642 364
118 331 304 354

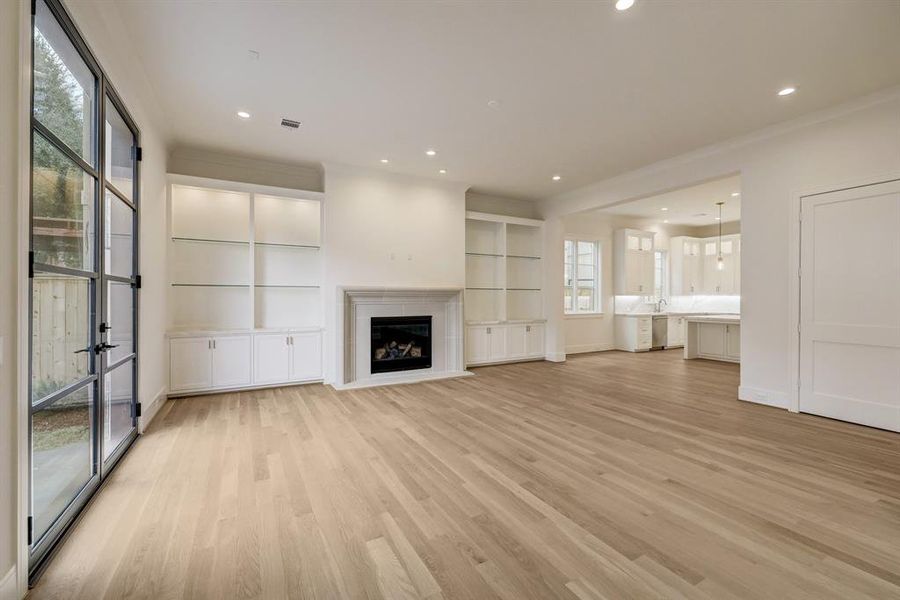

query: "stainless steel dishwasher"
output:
651 315 668 350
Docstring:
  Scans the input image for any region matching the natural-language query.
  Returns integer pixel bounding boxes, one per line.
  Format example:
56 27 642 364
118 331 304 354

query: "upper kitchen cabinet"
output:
701 235 740 295
670 236 702 295
614 229 656 295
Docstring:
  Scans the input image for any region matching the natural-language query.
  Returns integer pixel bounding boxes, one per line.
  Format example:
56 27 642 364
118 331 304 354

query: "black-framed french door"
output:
28 0 140 577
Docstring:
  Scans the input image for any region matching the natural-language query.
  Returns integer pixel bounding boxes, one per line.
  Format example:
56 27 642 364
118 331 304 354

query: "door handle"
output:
94 342 119 354
74 346 91 354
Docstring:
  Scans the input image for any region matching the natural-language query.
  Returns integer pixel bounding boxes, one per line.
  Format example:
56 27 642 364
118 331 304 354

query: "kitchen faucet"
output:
656 298 668 313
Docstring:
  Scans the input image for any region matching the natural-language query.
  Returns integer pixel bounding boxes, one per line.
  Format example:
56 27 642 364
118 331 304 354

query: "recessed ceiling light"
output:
731 192 740 197
552 175 562 181
487 99 501 110
425 149 437 156
661 207 668 211
778 87 796 96
380 158 389 164
715 217 721 220
615 0 635 11
236 111 251 119
663 219 669 224
439 169 447 174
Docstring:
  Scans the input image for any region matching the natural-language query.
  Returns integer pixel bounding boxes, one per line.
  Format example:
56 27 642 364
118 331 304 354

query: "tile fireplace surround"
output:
335 287 468 389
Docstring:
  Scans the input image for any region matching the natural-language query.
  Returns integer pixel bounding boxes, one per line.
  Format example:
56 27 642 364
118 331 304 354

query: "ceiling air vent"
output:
280 118 301 130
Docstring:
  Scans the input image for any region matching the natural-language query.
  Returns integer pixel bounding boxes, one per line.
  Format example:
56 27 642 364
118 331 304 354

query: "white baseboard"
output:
139 385 167 433
565 342 614 355
0 565 17 600
738 385 790 410
545 351 566 363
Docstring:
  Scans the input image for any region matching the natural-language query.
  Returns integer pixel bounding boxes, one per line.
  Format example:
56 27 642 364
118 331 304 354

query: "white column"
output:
542 215 566 362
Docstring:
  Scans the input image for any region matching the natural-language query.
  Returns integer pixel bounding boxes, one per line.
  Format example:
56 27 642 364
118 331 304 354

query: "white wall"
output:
322 164 468 383
168 147 323 193
466 191 539 219
0 0 22 591
543 89 900 405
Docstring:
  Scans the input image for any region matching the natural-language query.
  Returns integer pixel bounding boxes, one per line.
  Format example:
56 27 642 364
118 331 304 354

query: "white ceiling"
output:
112 0 900 200
597 175 741 226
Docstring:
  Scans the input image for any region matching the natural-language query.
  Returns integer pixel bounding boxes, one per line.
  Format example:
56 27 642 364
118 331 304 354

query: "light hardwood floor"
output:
29 350 900 599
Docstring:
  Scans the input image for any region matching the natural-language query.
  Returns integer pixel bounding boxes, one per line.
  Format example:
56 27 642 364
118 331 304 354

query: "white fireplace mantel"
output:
334 286 469 389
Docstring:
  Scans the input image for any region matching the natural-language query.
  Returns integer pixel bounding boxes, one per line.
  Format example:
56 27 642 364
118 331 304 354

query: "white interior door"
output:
800 179 900 432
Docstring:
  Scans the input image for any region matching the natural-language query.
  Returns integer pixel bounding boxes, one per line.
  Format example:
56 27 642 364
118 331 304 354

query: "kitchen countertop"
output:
684 314 741 324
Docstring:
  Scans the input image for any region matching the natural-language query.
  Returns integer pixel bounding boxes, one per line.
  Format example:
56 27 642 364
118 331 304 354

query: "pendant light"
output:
716 201 725 271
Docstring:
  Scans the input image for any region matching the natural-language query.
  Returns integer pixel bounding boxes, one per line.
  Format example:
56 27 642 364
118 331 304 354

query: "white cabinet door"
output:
624 250 643 294
212 336 252 389
253 333 292 384
506 325 527 359
697 323 726 357
641 249 655 295
289 332 322 381
525 324 545 357
667 316 684 347
488 326 506 359
725 324 741 360
466 326 490 364
170 337 212 392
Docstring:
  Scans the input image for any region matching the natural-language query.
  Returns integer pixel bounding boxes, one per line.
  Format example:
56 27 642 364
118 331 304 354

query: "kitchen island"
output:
684 314 740 362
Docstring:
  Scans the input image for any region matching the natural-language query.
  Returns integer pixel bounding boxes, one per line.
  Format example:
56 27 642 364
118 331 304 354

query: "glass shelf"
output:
507 254 542 260
172 237 249 245
255 241 320 249
465 252 503 257
171 283 250 288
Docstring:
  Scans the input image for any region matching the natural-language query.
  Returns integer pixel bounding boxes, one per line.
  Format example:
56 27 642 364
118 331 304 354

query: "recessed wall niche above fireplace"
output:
370 316 433 374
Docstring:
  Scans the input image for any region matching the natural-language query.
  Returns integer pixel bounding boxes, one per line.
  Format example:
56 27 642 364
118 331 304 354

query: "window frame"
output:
564 238 601 315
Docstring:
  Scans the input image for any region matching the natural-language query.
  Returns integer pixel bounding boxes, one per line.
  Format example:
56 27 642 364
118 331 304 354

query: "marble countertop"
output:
684 314 741 324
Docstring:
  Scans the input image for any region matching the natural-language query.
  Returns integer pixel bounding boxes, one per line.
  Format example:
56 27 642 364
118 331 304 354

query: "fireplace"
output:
370 316 432 374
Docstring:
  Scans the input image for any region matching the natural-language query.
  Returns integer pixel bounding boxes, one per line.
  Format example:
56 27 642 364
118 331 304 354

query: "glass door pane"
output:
99 92 138 469
104 97 134 200
32 383 95 542
103 361 134 460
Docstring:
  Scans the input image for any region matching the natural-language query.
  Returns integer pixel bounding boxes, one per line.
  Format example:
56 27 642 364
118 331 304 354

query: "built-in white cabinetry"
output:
465 212 545 366
253 332 322 386
685 317 740 363
614 229 655 295
666 315 686 348
670 237 702 295
169 335 252 393
466 323 545 366
614 315 652 352
671 234 740 296
167 176 324 396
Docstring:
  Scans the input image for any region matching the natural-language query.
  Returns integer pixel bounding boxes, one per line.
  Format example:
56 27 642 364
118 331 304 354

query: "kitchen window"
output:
564 239 600 314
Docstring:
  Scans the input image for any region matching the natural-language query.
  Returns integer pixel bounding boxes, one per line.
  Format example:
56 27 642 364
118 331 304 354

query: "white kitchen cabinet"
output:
686 319 740 363
170 337 213 392
671 237 702 295
254 333 292 385
211 336 252 388
466 323 544 365
614 229 655 295
614 316 652 352
700 235 740 295
169 334 252 393
725 323 741 360
666 316 686 348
